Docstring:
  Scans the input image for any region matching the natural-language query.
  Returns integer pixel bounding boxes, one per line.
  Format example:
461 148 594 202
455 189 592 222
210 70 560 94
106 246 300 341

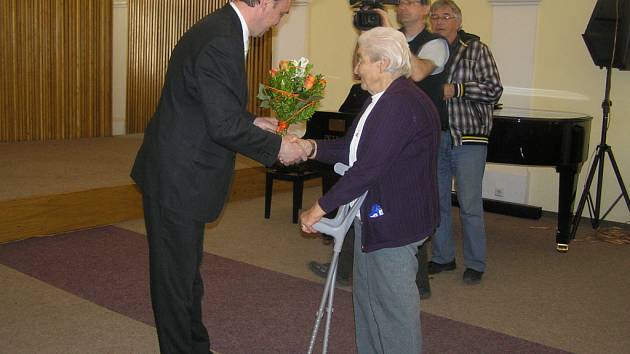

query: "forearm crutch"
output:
307 163 367 354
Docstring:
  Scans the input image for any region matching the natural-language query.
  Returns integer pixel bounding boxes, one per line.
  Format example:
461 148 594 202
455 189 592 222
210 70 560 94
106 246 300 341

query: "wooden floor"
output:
0 136 320 243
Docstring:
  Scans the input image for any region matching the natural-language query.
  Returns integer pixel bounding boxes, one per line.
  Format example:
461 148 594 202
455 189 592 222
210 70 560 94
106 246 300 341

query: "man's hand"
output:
253 117 278 133
278 134 307 165
443 84 455 99
300 202 326 233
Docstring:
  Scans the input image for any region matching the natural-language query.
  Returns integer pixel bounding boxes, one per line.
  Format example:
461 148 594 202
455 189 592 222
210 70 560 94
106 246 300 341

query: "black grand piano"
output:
305 108 592 251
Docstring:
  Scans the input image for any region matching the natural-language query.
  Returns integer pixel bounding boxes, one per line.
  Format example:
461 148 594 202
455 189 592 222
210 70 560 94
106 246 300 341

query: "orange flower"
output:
276 120 289 134
304 75 316 90
269 68 277 77
279 60 289 70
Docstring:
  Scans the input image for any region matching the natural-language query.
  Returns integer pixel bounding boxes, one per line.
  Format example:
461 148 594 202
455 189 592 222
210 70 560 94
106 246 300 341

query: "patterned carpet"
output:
0 226 571 354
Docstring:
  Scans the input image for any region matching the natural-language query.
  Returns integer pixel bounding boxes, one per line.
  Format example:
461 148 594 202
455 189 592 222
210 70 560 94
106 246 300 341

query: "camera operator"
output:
376 0 449 122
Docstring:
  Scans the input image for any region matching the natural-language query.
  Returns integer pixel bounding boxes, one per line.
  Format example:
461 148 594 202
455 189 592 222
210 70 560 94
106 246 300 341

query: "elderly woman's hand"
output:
299 202 326 233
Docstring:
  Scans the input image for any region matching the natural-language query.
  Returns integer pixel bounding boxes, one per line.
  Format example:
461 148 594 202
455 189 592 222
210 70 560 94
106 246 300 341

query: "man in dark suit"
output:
130 0 301 352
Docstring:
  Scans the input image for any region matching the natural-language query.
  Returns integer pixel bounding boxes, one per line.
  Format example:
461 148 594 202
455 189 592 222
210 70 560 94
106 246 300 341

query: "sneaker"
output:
427 260 457 274
463 268 483 285
308 261 350 286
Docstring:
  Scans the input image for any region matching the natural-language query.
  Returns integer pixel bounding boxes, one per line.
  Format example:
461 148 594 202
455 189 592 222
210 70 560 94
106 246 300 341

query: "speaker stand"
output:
570 67 630 242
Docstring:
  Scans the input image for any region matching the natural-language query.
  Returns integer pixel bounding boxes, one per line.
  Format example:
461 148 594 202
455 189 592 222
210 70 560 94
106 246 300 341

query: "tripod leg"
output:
593 146 609 228
308 251 339 354
570 148 603 240
606 149 630 212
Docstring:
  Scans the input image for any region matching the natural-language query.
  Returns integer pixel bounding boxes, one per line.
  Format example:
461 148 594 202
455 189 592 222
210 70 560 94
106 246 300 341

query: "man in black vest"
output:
308 0 448 299
396 0 449 129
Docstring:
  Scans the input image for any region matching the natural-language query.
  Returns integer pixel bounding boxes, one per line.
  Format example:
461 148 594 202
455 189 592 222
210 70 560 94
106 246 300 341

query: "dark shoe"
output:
308 261 350 286
427 260 456 274
418 286 431 300
463 268 483 285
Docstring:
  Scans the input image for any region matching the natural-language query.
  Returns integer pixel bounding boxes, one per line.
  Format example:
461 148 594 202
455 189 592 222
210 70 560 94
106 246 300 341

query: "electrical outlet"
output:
494 187 504 197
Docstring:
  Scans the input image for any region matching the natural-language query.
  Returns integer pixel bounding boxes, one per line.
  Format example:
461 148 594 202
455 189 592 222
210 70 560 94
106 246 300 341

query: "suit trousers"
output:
352 219 424 354
143 196 211 354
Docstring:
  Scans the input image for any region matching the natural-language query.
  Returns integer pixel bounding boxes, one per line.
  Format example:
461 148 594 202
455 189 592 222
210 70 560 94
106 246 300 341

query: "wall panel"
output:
0 0 112 142
126 0 271 133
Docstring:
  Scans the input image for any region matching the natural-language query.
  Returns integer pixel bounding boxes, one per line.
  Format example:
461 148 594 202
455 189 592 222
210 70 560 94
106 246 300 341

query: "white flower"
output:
291 57 309 78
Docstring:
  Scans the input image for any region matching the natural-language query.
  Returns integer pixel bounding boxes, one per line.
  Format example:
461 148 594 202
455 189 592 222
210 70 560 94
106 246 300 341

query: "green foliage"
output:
257 58 326 130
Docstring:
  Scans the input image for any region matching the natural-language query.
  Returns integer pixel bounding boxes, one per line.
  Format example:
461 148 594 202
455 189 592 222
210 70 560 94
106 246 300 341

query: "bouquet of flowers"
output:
257 57 326 135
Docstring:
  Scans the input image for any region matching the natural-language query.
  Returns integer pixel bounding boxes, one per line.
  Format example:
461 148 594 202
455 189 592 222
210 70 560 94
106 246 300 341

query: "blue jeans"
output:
431 132 487 272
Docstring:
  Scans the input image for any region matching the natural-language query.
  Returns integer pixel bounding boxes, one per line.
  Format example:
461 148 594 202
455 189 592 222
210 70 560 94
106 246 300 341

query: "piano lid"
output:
494 107 592 122
489 107 592 167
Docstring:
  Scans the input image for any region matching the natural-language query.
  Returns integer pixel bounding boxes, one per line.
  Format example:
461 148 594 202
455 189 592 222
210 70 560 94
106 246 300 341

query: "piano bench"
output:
265 165 323 224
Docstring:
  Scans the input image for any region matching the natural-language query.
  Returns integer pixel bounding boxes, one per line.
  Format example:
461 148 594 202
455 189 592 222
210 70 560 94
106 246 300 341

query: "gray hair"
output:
430 0 462 21
237 0 259 6
357 27 412 78
238 0 282 7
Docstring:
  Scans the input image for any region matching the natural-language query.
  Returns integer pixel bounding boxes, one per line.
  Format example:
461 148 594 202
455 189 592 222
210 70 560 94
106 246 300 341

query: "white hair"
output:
357 27 412 78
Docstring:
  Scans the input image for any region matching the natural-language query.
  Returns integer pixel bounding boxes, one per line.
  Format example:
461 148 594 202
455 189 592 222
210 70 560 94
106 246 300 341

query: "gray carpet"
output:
0 225 573 354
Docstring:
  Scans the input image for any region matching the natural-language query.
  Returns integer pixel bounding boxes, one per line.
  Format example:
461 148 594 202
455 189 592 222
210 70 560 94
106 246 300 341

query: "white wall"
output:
273 0 311 65
112 0 128 136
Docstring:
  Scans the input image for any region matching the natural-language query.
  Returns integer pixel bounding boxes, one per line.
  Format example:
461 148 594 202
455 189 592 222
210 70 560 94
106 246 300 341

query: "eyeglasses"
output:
430 13 457 21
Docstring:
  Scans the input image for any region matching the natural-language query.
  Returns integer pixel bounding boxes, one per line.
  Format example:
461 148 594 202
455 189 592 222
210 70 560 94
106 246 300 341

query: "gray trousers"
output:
352 219 423 354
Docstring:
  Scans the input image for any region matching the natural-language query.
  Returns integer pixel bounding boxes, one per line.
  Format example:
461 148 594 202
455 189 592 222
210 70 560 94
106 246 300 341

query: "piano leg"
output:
555 166 579 252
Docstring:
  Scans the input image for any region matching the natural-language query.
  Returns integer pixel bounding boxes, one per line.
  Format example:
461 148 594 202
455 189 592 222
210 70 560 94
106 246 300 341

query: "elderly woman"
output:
299 27 440 354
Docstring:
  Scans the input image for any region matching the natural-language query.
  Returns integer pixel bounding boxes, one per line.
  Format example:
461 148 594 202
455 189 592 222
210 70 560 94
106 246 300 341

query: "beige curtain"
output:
0 0 112 142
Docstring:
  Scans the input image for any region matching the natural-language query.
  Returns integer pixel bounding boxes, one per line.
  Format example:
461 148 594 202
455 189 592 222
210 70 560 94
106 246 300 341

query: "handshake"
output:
253 117 316 166
278 135 316 165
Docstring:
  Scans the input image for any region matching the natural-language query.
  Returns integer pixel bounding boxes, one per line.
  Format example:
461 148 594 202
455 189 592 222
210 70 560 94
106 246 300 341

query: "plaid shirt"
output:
446 31 503 146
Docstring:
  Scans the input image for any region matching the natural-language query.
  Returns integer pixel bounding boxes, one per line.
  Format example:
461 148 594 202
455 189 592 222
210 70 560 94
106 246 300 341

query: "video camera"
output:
350 0 400 31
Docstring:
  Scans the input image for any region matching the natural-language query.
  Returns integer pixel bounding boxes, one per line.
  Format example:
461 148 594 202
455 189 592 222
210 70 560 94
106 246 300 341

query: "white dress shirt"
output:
229 2 249 58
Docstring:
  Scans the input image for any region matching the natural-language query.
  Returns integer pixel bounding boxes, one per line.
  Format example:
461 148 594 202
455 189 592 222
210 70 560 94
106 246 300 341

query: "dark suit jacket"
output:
315 77 440 252
131 5 281 222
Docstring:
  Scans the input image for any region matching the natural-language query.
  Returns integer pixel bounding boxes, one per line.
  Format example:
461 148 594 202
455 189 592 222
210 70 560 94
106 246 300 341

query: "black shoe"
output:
308 261 350 286
427 260 456 274
418 286 431 300
463 268 483 285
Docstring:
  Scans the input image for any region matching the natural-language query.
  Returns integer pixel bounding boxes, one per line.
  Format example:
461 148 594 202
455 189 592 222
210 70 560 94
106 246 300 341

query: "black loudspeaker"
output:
583 0 630 70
